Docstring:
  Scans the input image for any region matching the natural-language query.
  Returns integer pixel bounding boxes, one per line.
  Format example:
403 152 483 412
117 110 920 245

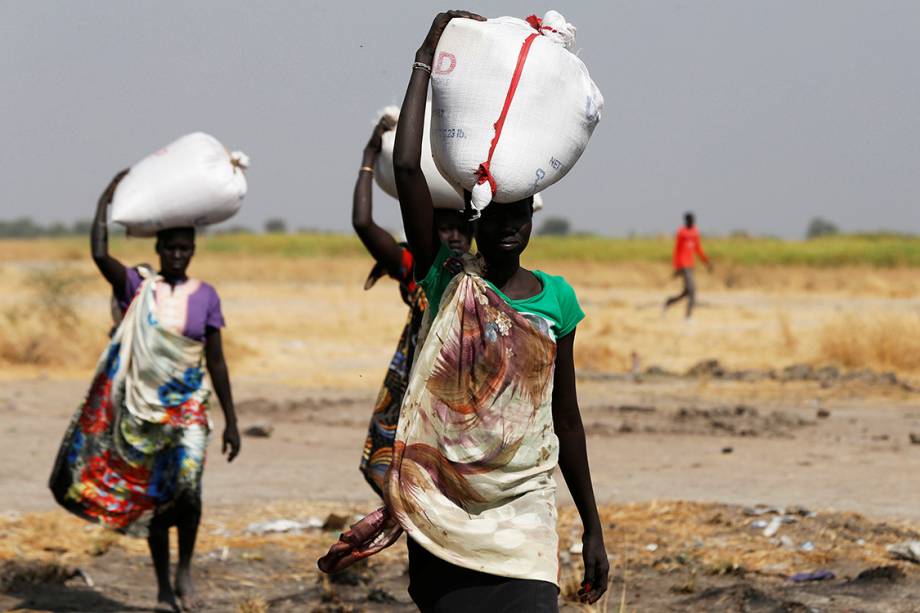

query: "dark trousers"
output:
665 267 697 317
407 538 559 612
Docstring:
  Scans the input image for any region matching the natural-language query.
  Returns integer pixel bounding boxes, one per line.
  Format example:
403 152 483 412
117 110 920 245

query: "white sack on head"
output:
430 10 603 216
374 104 465 211
112 132 249 237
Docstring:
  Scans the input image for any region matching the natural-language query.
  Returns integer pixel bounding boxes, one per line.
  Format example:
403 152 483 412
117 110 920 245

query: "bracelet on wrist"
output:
360 166 374 174
412 61 432 75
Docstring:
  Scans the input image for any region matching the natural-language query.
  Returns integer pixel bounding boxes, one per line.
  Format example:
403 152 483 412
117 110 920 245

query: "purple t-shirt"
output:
116 267 225 342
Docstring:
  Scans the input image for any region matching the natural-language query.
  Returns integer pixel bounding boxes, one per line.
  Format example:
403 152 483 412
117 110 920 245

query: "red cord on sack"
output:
526 14 560 35
475 31 539 195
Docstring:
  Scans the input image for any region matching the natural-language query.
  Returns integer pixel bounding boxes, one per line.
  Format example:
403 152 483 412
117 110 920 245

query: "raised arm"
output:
205 328 240 462
552 331 609 604
91 170 129 292
394 10 484 278
353 117 404 277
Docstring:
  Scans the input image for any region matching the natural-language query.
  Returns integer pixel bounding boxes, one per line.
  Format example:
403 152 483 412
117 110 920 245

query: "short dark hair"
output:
433 208 474 239
684 212 695 226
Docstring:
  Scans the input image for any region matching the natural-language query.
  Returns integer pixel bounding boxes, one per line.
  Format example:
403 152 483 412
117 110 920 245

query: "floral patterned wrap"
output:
49 269 211 536
321 256 562 585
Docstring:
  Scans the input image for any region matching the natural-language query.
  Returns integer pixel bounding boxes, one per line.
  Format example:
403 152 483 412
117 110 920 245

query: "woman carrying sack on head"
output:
50 170 241 613
322 11 608 611
354 115 473 497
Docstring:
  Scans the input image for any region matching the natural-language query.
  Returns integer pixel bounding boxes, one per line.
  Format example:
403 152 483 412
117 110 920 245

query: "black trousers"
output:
407 538 559 612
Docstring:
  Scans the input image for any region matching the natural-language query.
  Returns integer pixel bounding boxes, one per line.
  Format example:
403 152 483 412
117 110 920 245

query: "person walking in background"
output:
352 116 472 497
50 170 241 613
664 211 712 319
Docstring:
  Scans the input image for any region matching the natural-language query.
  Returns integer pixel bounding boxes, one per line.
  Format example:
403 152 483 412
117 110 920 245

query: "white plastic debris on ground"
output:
245 517 323 535
887 540 920 563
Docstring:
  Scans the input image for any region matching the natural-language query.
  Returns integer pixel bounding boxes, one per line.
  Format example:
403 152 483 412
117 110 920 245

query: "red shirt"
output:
673 226 709 270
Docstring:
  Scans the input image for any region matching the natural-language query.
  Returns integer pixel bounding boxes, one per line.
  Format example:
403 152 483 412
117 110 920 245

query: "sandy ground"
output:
4 500 920 612
2 251 920 610
3 376 919 520
2 374 920 612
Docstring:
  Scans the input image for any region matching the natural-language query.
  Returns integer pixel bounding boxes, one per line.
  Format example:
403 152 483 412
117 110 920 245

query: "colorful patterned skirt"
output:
49 272 211 536
359 291 426 496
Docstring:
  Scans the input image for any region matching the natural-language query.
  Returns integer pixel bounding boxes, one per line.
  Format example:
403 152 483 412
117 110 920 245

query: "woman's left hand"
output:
222 424 241 462
364 117 391 157
578 530 609 604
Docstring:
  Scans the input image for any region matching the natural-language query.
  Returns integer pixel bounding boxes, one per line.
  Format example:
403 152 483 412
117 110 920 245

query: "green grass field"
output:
2 232 918 267
524 233 920 267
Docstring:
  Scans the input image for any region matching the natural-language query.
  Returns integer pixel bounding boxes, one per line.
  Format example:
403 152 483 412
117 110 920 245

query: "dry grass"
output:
0 266 103 368
776 310 798 353
818 312 920 372
2 500 916 610
236 597 269 613
2 239 919 384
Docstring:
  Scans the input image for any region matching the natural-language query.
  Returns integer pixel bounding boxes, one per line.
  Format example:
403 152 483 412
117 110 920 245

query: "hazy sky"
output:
2 1 918 237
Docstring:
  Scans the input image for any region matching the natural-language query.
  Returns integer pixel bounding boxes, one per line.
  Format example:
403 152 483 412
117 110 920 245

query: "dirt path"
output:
4 376 918 521
2 375 920 611
3 499 920 612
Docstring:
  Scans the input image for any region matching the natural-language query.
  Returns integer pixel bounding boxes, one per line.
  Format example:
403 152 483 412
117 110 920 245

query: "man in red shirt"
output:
664 212 711 318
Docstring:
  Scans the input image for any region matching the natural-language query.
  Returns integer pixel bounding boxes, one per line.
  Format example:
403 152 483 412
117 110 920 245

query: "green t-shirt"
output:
419 245 585 339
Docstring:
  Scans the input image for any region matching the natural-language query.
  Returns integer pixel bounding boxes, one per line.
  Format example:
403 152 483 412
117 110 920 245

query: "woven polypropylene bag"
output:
112 132 248 237
374 105 465 211
430 10 603 216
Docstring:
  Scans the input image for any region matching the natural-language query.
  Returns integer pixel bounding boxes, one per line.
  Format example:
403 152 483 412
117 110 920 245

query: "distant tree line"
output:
537 216 571 236
806 217 839 239
0 215 297 238
0 217 95 238
263 218 287 233
0 214 904 241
